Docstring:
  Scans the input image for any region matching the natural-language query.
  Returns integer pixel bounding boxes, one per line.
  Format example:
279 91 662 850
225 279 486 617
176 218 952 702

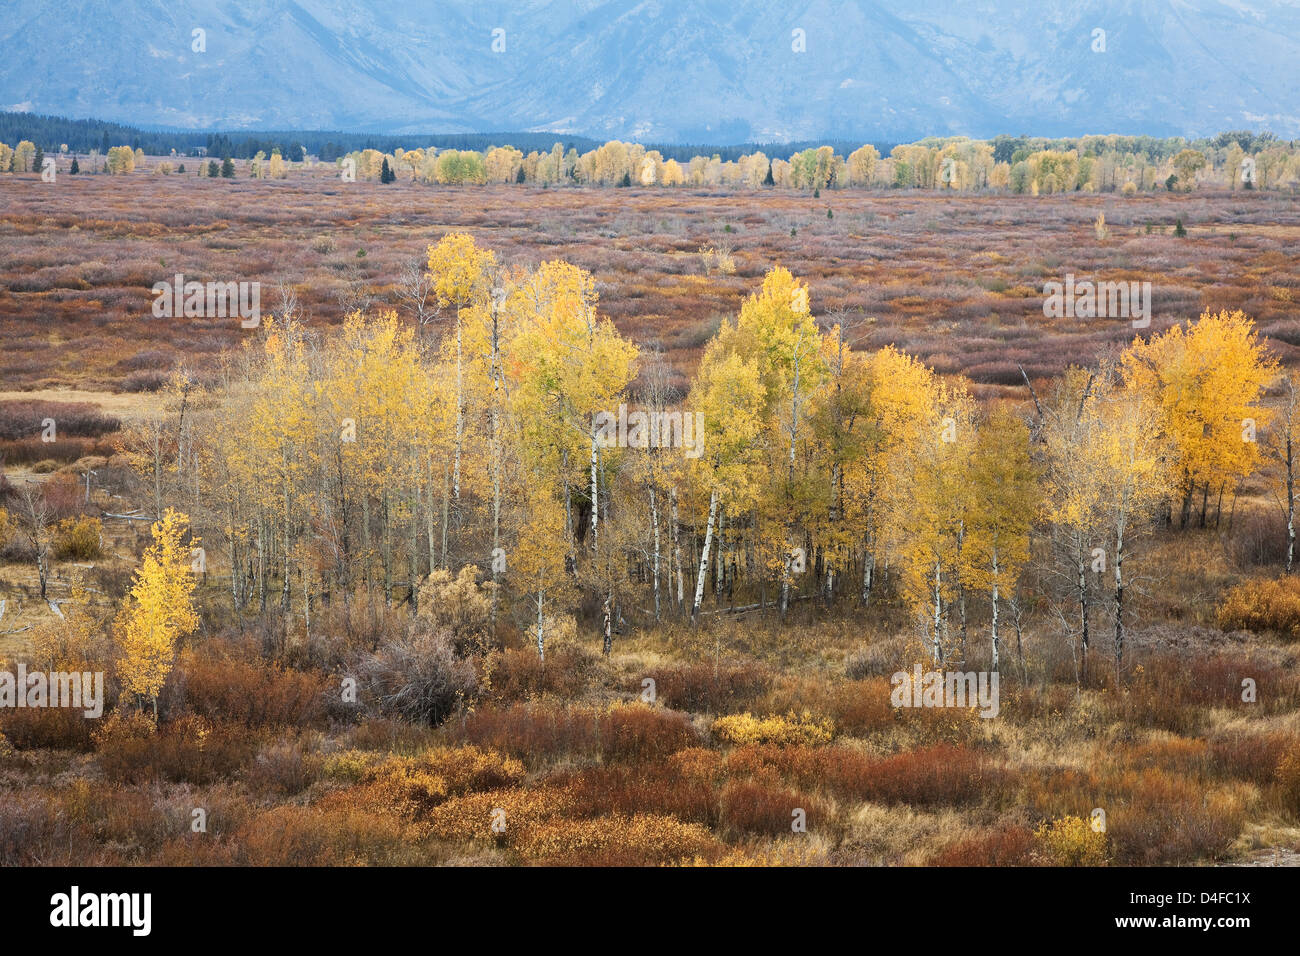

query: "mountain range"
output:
3 0 1298 143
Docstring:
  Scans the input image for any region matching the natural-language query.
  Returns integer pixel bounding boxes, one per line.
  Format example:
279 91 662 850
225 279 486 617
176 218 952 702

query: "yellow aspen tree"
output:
427 233 497 500
115 509 199 714
963 408 1040 673
685 346 765 623
1092 377 1167 678
1042 367 1111 685
1122 309 1277 528
844 346 939 607
893 378 975 664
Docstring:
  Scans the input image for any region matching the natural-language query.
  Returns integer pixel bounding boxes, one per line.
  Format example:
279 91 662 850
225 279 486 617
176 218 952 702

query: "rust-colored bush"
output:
1207 729 1292 784
485 643 598 702
555 764 718 825
452 702 698 765
177 652 330 728
719 779 825 837
0 700 100 751
643 661 771 713
861 744 993 806
1216 575 1300 639
95 712 259 785
827 678 895 735
930 825 1037 866
517 812 722 866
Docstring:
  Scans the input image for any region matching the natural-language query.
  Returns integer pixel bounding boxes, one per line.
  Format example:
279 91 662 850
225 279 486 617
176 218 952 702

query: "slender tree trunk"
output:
1113 517 1127 683
1287 432 1295 574
691 490 719 624
862 542 875 606
649 486 661 620
1078 556 1089 685
931 560 944 665
535 589 545 661
454 306 463 499
990 550 1000 672
670 487 684 613
590 427 599 553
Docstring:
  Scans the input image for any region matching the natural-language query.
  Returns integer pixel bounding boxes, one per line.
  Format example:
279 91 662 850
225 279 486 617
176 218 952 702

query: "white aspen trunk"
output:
426 459 437 577
1288 432 1295 574
691 489 719 624
454 307 463 499
1113 511 1127 680
931 560 944 665
650 486 661 620
671 487 684 612
990 548 1000 673
535 588 546 661
590 426 599 553
862 545 874 605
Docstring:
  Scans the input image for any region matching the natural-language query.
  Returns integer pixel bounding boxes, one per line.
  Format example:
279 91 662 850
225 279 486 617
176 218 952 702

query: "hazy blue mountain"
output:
3 0 1297 142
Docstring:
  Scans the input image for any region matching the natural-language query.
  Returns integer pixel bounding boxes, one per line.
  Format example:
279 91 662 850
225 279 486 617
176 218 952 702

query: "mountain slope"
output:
2 0 1297 141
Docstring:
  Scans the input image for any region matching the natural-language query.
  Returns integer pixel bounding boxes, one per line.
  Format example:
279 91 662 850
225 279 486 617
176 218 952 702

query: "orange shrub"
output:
517 813 722 866
178 652 330 728
1207 729 1292 784
1216 576 1300 639
827 678 895 735
452 701 698 765
643 661 771 713
719 779 825 837
930 825 1037 866
423 787 576 845
1276 741 1300 817
556 764 718 825
861 744 993 806
354 745 526 816
484 644 598 702
0 700 100 751
167 805 419 866
95 712 259 785
725 743 875 800
1103 769 1247 864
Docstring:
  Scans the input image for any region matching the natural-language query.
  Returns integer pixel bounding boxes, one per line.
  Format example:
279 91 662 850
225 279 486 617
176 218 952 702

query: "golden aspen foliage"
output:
114 509 199 711
1122 309 1277 525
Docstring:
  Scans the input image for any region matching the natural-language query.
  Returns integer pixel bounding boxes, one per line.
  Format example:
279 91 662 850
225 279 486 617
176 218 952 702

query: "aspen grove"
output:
118 233 1283 684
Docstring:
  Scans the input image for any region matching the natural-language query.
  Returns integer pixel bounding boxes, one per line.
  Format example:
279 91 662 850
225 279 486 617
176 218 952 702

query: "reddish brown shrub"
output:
0 701 99 751
930 825 1037 866
862 744 992 806
719 779 825 836
1207 729 1292 784
644 661 771 713
452 702 698 765
177 653 330 728
95 712 259 784
485 644 598 702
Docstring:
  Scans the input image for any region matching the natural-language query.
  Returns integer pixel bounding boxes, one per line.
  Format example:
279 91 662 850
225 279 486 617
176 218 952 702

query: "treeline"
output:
114 236 1298 683
331 136 1300 191
5 110 1299 191
0 110 884 164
